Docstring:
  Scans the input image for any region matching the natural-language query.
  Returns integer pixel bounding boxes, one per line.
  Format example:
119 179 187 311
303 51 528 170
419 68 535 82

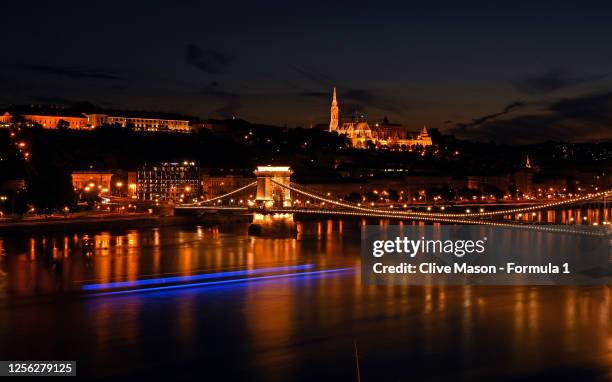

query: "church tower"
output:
420 125 429 138
329 87 339 132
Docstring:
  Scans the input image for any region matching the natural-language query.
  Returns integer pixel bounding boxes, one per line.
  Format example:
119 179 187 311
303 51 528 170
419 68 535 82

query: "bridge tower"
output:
254 166 292 208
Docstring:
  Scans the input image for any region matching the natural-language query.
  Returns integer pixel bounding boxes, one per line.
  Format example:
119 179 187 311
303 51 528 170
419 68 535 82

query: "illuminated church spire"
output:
525 154 532 169
329 87 339 131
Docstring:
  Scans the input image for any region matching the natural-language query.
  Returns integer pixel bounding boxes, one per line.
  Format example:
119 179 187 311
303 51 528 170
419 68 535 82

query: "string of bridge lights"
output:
183 181 257 206
270 182 608 235
271 180 612 221
180 205 249 211
266 207 607 237
174 180 609 234
177 179 610 227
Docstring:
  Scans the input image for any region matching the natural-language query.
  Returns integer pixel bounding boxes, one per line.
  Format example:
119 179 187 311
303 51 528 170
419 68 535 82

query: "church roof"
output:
355 121 370 130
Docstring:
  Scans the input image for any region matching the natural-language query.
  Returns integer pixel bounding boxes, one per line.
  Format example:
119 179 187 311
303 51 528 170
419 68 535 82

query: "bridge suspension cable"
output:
183 181 257 206
269 181 609 235
267 207 607 236
273 180 612 220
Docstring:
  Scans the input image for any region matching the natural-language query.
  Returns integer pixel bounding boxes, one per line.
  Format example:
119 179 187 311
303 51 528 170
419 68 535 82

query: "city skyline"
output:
2 3 612 379
3 1 612 144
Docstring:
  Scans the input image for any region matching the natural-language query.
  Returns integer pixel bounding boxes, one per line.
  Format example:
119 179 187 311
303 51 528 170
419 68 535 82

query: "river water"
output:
0 219 610 380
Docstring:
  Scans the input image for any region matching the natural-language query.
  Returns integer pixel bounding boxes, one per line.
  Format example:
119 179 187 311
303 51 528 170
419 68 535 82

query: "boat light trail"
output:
88 267 354 296
82 264 315 291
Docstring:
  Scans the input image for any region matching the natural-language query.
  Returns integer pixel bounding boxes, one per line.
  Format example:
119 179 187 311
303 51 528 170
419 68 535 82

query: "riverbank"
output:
0 213 190 234
0 211 254 234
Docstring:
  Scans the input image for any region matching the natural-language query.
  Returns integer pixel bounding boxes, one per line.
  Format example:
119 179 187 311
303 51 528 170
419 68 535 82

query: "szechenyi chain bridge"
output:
176 166 612 231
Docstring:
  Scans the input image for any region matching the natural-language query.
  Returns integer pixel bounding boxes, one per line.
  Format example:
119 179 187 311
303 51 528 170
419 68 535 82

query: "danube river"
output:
0 220 610 380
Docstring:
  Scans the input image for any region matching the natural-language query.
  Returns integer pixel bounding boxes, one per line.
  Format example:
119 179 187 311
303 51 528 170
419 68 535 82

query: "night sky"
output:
3 1 612 143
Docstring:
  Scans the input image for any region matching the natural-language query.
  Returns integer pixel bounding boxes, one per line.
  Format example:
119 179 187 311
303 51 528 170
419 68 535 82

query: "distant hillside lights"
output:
328 87 433 150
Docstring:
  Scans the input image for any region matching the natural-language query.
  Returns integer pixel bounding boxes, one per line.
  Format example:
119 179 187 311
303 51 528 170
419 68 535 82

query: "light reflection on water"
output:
0 218 610 380
510 206 612 224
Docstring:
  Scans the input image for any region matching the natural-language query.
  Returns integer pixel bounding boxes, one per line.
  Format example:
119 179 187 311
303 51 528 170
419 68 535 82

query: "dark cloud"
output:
200 81 242 118
452 91 612 144
295 91 328 98
289 65 332 86
186 44 232 74
458 114 565 144
452 101 526 132
211 101 242 119
200 81 236 97
11 63 122 80
512 69 606 95
340 103 366 118
341 89 404 114
289 64 410 114
0 75 20 96
549 91 612 124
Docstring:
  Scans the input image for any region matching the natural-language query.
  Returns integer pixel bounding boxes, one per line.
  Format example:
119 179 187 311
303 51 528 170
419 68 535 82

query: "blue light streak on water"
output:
81 264 315 291
88 267 354 297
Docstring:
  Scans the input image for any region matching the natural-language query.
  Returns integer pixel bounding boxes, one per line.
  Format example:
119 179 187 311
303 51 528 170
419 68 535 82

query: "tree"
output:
26 167 75 213
364 191 377 202
56 119 70 130
508 185 519 198
457 187 481 200
387 189 400 202
10 114 26 125
345 192 362 203
78 186 101 206
10 190 28 215
483 185 503 199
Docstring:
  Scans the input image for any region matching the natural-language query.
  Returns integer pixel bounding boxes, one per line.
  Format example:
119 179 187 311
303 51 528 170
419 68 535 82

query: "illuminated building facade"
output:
25 114 89 129
328 88 433 149
127 171 138 197
71 171 113 192
86 113 190 132
0 112 12 125
0 179 26 193
201 174 254 198
467 175 511 192
137 162 200 201
513 156 535 195
305 175 463 201
1 108 191 132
